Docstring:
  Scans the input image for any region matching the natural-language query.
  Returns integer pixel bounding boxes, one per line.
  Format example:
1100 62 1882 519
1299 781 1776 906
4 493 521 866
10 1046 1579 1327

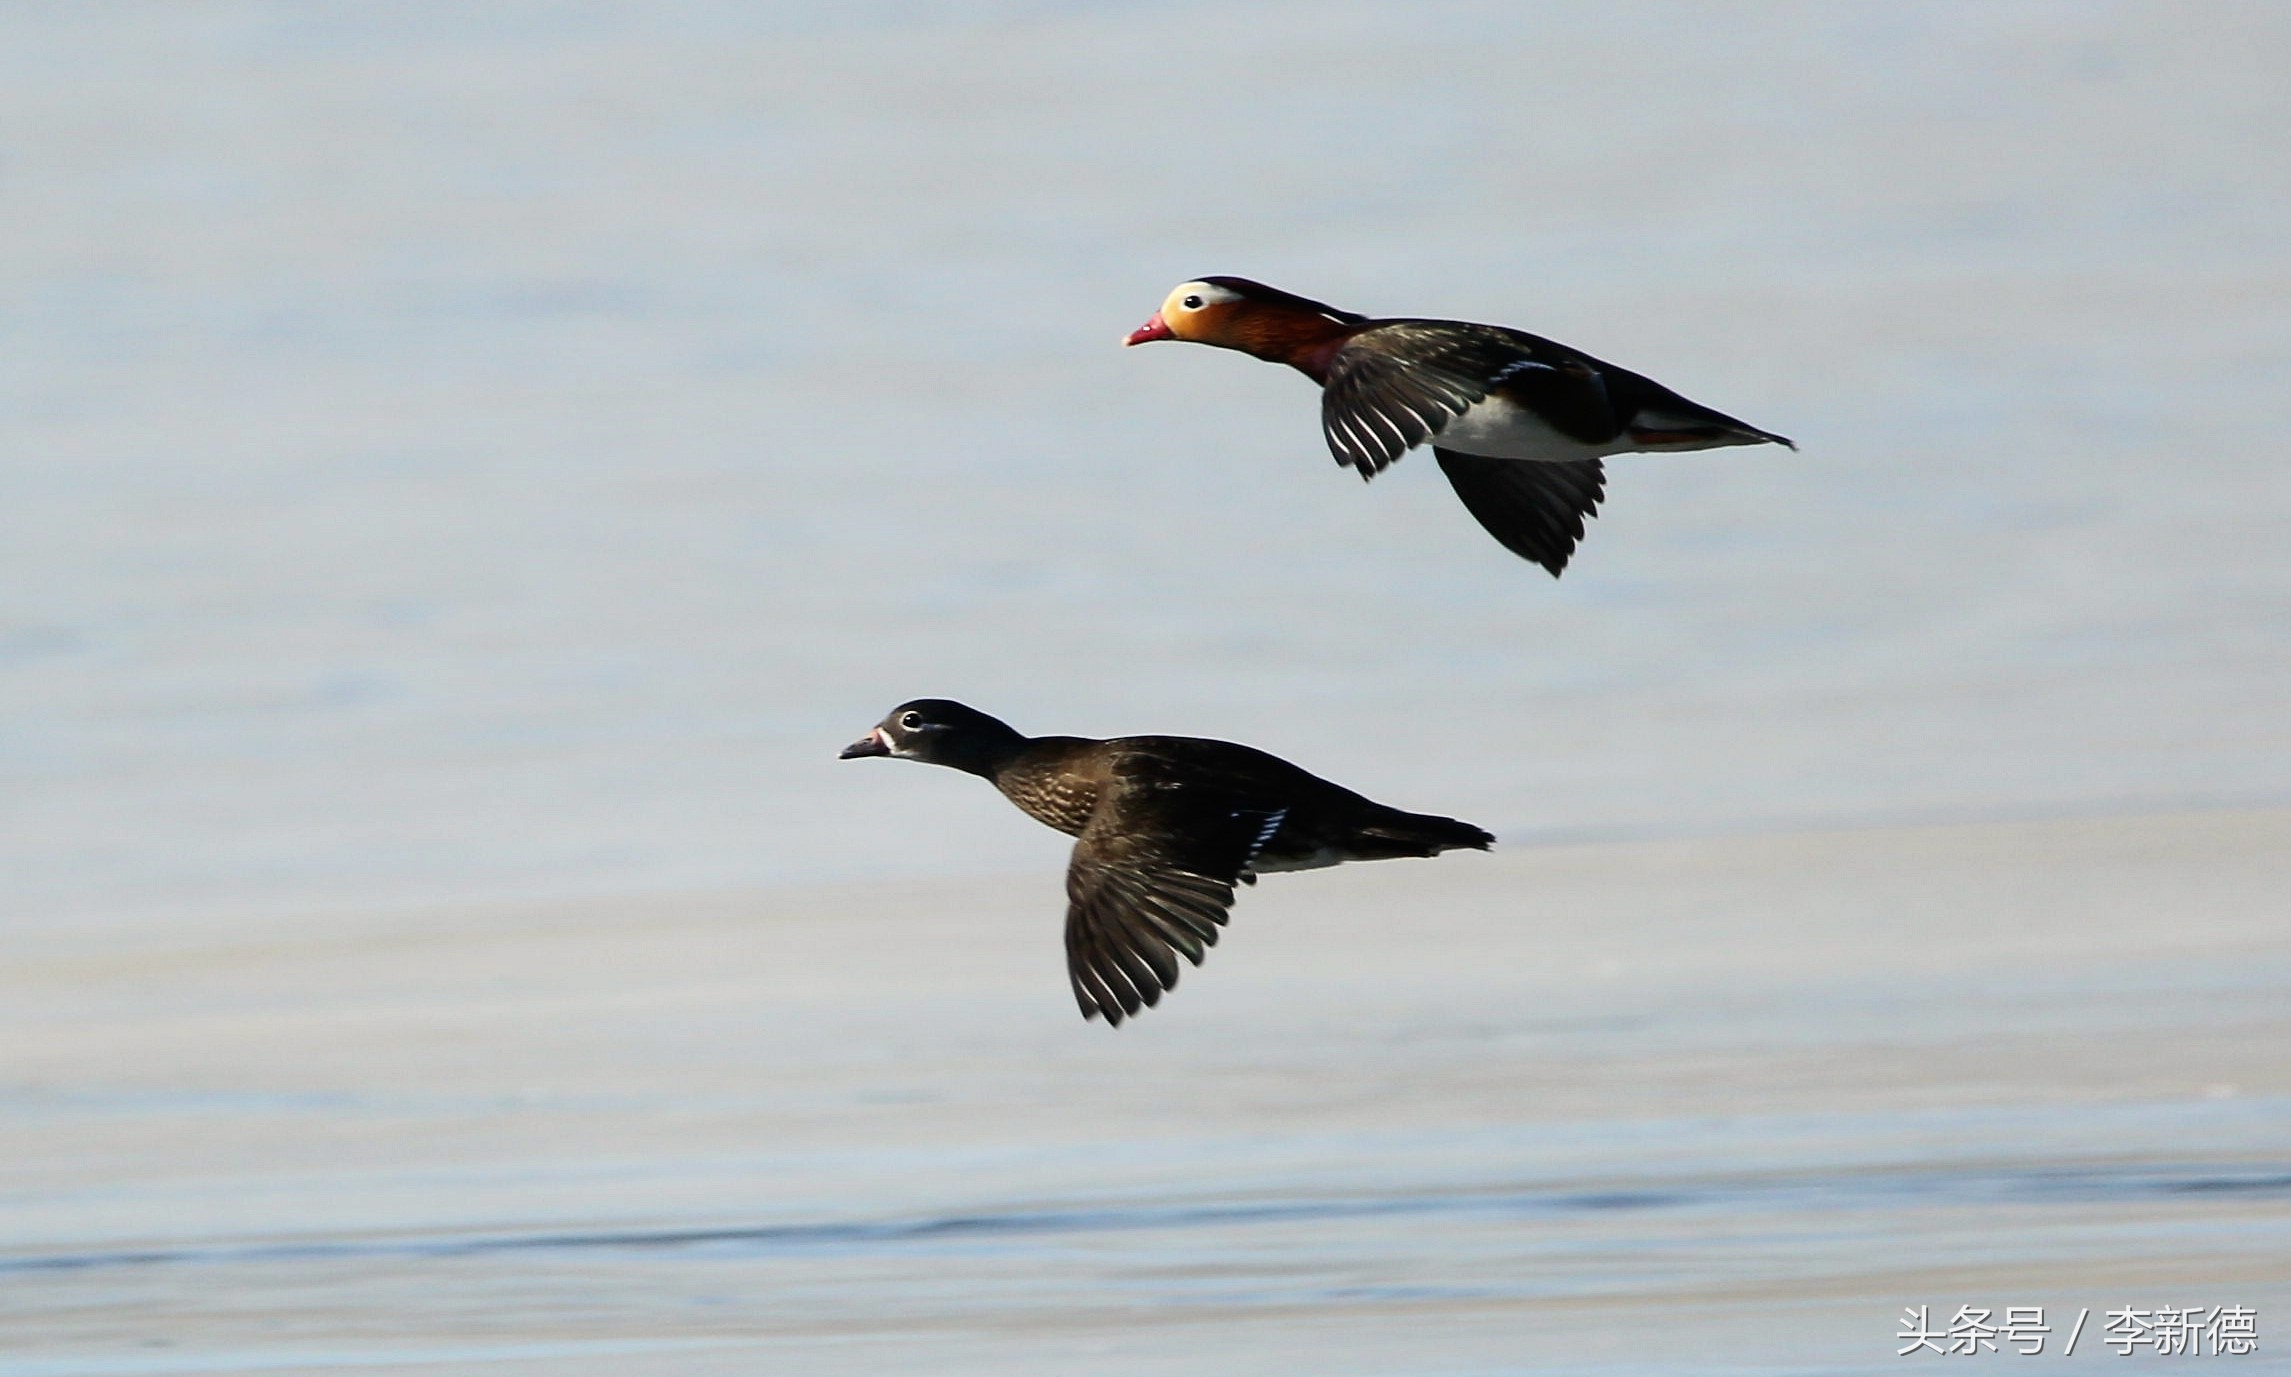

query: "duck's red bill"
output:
1123 312 1173 345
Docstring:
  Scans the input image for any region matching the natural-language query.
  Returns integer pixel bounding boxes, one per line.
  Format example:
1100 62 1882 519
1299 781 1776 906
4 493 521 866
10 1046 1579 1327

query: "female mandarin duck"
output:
841 699 1491 1026
1124 277 1794 576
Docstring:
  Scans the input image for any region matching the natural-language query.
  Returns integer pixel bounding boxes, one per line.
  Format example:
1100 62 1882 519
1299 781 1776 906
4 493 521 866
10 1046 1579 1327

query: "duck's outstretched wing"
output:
1320 343 1487 478
1319 323 1620 478
1063 778 1286 1026
1434 450 1607 578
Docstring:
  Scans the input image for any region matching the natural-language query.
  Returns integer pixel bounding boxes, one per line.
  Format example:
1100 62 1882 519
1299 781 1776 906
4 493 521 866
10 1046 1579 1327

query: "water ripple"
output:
7 1161 2283 1279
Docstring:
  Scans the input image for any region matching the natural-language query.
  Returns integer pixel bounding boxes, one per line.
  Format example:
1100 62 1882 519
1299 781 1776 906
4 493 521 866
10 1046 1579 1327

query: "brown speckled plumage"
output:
991 739 1106 836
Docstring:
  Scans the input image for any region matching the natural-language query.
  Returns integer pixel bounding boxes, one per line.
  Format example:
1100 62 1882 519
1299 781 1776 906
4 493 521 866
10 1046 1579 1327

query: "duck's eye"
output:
899 711 925 731
1181 294 1204 310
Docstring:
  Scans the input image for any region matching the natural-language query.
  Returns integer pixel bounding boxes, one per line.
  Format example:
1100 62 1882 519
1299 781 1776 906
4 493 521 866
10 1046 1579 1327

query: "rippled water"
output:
10 813 2291 1373
11 1161 2289 1282
9 1122 2291 1373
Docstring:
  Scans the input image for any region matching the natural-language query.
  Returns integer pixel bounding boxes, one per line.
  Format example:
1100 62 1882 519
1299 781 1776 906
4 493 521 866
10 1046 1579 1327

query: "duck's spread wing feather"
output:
1434 450 1607 578
1320 324 1531 478
1321 348 1481 478
1063 777 1286 1025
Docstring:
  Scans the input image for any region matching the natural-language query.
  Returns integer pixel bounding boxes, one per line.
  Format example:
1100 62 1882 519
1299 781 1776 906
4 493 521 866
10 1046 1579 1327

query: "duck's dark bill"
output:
838 731 890 759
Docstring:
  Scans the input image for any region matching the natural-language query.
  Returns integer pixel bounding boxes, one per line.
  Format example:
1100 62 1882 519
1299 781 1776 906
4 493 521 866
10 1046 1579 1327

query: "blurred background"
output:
5 5 2289 1375
6 0 2286 927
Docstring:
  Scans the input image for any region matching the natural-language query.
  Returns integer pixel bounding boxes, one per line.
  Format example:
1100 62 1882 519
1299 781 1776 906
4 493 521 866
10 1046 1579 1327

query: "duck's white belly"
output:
1430 394 1629 461
1431 395 1758 460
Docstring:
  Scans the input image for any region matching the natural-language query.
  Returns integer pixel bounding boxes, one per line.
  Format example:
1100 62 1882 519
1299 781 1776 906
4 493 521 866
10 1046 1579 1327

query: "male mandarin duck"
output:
841 699 1492 1026
1124 277 1794 576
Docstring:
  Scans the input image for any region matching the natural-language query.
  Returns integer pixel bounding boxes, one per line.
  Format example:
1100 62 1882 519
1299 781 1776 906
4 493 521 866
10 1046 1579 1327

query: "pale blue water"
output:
7 801 2289 1372
8 1087 2289 1373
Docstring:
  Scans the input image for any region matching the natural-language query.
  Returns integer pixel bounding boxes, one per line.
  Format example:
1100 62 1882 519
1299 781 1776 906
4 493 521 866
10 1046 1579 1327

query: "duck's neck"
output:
934 726 1031 779
1227 309 1359 383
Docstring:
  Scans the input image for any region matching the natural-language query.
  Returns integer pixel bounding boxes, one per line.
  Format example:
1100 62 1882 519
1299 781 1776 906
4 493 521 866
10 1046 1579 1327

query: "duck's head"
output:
839 698 1026 775
1123 277 1369 368
1122 278 1250 346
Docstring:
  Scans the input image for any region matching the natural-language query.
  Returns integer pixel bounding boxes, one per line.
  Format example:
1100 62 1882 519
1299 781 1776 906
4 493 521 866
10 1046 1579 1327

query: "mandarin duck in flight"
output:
1125 277 1794 576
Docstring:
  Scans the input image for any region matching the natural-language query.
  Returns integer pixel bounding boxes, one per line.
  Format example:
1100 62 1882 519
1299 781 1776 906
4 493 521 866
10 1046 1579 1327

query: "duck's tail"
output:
1350 808 1495 861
